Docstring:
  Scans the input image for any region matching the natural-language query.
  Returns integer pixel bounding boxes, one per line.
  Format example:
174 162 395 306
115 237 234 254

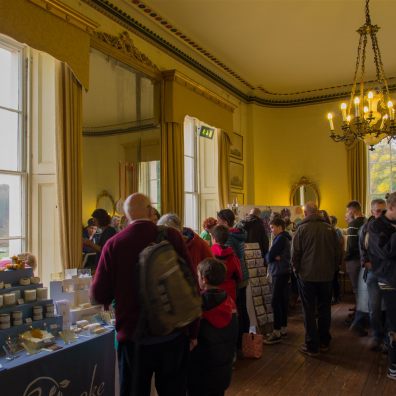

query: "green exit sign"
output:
199 125 215 139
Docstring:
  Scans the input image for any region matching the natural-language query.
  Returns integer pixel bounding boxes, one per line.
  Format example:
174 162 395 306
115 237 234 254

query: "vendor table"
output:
0 329 115 396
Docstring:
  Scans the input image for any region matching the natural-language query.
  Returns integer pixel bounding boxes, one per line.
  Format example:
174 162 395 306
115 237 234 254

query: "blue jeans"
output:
366 271 385 340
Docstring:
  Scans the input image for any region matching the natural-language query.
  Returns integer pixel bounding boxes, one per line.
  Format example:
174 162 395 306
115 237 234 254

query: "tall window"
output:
0 38 26 258
368 139 396 203
138 160 161 212
184 116 199 232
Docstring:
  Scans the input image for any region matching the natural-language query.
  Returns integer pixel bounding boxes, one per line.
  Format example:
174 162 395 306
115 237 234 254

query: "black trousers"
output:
236 286 250 348
118 334 189 396
271 274 289 330
298 279 332 352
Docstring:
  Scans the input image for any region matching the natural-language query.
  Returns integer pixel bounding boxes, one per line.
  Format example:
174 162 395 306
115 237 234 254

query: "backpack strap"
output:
156 225 169 243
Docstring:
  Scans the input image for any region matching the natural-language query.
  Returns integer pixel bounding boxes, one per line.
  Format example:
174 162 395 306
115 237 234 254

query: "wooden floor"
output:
227 301 396 396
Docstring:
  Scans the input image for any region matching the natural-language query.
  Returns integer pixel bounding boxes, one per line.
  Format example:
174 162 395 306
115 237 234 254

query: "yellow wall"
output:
249 102 349 226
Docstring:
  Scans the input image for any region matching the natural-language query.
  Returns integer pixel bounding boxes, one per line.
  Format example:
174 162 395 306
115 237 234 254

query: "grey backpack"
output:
137 226 202 337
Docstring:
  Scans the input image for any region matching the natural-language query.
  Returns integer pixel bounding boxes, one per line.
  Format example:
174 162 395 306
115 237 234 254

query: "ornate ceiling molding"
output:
121 0 254 89
91 31 161 79
81 0 396 106
163 70 236 113
28 0 99 32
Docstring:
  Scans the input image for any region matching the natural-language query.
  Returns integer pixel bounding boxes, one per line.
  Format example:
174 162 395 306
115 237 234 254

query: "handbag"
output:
242 332 263 359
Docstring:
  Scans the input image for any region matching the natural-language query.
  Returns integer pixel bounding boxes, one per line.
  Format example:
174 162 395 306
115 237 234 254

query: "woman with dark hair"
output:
82 208 117 272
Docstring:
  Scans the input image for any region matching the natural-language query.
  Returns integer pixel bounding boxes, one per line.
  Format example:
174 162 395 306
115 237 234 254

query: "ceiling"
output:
103 0 396 104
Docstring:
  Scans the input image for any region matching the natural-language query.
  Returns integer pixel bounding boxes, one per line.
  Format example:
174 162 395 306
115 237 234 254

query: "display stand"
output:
245 243 273 333
50 276 102 326
0 268 62 347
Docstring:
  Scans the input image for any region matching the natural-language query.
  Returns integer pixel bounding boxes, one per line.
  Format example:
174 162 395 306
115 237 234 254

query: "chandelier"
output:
327 0 396 151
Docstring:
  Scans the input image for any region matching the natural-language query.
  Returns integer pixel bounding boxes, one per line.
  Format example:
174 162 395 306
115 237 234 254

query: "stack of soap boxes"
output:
0 268 63 347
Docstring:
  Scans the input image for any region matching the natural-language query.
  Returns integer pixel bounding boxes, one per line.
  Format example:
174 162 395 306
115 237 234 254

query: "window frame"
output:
184 116 199 233
0 35 28 256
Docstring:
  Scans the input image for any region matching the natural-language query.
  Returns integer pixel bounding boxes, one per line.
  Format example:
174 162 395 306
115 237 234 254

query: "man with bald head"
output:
91 193 196 396
292 201 341 357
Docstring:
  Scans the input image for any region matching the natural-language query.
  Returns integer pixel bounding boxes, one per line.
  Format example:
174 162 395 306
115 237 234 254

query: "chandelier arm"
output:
365 0 372 25
349 33 364 114
359 32 368 100
371 32 390 98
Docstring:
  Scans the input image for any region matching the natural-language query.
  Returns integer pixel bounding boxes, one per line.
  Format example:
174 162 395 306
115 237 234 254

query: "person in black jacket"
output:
359 198 386 350
367 192 396 381
239 208 269 259
345 201 366 301
188 258 238 396
264 217 291 344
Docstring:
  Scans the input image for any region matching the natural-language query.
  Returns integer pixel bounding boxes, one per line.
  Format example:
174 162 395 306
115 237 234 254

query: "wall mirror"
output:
290 177 320 207
81 33 162 222
96 190 116 217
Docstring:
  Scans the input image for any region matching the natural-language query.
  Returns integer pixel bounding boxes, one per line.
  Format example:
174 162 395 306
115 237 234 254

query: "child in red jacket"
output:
188 258 238 396
210 225 242 302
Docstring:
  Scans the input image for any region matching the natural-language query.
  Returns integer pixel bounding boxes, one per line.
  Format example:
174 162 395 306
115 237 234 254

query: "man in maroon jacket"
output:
91 193 197 396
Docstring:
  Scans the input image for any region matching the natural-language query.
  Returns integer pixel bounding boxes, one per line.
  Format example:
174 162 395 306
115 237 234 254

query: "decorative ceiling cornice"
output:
163 70 236 113
91 31 161 79
28 0 99 32
82 0 396 106
121 0 254 90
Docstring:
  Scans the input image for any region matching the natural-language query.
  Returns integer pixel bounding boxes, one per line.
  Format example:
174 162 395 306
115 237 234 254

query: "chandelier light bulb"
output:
327 113 334 131
367 91 373 112
364 106 369 114
346 115 351 123
340 103 347 121
354 97 360 117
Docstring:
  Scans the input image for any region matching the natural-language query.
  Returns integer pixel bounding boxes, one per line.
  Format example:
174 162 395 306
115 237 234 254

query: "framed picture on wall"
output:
229 191 244 205
229 161 244 190
229 132 243 160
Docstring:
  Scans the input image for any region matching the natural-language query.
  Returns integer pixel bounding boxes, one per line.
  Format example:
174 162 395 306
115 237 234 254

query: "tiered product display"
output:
245 243 273 332
0 266 63 348
50 273 102 328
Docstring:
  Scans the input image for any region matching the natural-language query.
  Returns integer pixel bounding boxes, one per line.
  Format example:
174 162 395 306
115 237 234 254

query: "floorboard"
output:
227 300 396 395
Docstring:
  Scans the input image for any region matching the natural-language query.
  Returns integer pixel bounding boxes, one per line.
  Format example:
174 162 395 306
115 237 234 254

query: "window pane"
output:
149 161 159 180
150 180 159 205
184 193 198 232
184 157 195 193
369 161 391 194
140 77 154 120
0 174 22 238
0 108 19 171
0 239 23 259
0 46 19 110
184 118 195 157
391 141 396 161
369 140 390 164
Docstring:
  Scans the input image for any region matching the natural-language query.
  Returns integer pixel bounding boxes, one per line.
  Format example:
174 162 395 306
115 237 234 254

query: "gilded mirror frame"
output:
96 190 116 217
290 177 320 208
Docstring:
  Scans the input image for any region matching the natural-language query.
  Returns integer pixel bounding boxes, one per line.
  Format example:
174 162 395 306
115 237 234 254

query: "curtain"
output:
161 122 184 218
346 140 368 211
218 130 231 209
56 62 83 269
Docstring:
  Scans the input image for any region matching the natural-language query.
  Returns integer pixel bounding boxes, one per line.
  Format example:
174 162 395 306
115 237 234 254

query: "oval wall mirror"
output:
96 190 116 217
290 177 320 208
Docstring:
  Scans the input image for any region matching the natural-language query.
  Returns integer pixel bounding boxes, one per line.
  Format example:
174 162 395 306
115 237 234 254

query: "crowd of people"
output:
84 192 396 396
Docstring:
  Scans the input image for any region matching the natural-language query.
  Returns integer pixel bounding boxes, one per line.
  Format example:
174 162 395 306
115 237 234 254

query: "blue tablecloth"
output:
0 329 115 395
